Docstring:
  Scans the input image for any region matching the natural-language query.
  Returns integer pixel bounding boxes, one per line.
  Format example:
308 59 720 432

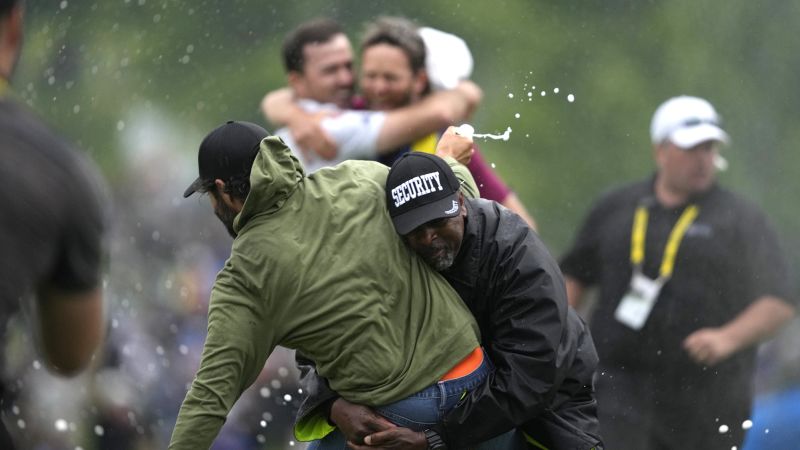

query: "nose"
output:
337 67 354 87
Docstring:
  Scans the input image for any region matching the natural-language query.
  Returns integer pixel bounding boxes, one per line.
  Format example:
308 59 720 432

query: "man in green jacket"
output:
169 121 483 449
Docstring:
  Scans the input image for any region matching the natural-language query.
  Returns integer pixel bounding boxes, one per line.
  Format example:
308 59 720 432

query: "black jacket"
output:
296 199 602 449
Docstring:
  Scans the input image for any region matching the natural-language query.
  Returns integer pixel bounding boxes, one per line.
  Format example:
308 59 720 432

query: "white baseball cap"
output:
418 27 473 91
650 96 729 149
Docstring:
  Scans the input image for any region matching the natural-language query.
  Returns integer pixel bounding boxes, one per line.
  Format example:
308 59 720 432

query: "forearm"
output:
375 81 482 152
38 285 104 375
721 296 795 352
169 390 227 449
261 87 306 126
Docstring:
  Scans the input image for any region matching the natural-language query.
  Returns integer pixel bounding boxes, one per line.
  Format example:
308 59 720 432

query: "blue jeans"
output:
309 352 496 449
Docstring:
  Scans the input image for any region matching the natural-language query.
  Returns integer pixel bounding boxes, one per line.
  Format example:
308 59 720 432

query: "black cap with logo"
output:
183 121 270 198
385 152 461 235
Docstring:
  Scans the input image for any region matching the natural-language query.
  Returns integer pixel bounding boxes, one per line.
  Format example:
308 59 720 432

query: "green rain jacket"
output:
169 137 481 449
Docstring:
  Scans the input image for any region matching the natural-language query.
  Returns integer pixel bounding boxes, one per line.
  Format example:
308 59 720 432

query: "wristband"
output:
423 429 447 449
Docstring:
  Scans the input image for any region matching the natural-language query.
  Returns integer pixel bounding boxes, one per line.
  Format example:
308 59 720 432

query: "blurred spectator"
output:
1 0 107 447
561 95 796 449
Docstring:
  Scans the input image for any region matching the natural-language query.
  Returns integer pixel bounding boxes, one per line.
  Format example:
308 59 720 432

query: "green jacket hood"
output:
233 136 305 233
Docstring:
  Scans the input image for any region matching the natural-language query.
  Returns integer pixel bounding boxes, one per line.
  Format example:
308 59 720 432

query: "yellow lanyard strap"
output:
630 204 699 280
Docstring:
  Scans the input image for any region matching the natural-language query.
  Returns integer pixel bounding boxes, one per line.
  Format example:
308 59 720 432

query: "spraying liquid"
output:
455 124 512 141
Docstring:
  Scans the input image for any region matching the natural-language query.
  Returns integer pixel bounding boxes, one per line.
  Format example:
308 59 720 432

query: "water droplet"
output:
718 424 729 434
55 419 68 431
17 419 25 429
553 88 560 93
270 379 282 389
514 113 520 119
257 435 266 443
60 1 68 9
260 420 267 428
283 394 292 402
259 387 271 398
156 346 165 356
117 120 125 131
491 163 496 169
741 420 753 430
540 91 546 97
507 93 514 99
73 105 80 114
33 360 42 370
278 367 289 377
567 94 575 103
94 425 105 436
179 345 188 355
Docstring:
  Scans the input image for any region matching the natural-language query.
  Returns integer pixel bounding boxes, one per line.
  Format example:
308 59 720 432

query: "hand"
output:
329 398 396 445
348 427 428 450
683 327 739 366
288 113 338 160
435 126 474 165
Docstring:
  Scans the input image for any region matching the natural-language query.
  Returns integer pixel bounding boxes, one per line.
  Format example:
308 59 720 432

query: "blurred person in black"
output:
561 96 796 449
0 0 107 448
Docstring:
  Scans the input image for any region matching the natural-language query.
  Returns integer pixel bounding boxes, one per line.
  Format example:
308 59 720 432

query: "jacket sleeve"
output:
441 223 570 448
293 353 340 441
443 156 480 199
168 260 276 449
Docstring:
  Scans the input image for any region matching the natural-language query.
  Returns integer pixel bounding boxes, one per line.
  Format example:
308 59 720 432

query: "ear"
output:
653 142 666 169
412 69 429 98
214 179 244 212
287 70 306 94
458 191 467 217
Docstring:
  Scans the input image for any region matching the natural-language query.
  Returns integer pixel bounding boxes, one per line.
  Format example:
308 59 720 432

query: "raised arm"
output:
375 80 482 153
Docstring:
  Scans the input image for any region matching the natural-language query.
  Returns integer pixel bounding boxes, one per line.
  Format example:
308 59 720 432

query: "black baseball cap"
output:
386 152 461 235
183 121 270 198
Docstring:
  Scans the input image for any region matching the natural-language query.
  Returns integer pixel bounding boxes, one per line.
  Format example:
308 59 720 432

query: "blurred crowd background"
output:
3 0 799 448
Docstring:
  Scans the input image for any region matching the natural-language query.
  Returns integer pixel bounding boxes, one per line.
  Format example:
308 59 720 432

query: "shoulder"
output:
1 99 107 214
467 198 534 245
705 185 775 229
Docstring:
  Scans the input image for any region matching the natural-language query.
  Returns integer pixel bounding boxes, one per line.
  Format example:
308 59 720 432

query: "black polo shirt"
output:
561 176 793 383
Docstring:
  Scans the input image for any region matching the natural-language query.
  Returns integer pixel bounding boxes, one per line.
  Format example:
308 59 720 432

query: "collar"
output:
648 172 719 210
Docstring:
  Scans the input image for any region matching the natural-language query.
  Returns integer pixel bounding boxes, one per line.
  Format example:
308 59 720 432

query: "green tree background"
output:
16 0 800 264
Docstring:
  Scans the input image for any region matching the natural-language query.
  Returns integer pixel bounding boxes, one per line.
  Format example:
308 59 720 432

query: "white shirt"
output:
276 99 387 173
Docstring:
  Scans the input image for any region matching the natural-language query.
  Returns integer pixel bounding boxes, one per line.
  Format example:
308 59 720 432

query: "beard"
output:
421 240 457 271
214 201 238 238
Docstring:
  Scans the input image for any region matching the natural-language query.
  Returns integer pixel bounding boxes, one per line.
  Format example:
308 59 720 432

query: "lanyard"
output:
630 202 699 280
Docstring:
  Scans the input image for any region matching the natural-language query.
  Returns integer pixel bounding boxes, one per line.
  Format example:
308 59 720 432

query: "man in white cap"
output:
560 95 796 449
